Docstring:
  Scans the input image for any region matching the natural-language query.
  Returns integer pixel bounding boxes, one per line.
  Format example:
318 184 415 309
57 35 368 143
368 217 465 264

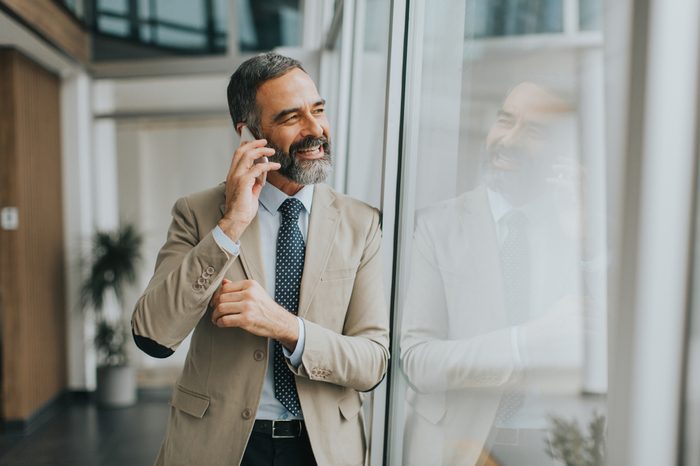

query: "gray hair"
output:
226 52 305 135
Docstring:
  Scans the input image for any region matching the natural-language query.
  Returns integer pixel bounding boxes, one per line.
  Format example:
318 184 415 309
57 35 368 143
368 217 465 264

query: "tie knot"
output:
279 198 304 221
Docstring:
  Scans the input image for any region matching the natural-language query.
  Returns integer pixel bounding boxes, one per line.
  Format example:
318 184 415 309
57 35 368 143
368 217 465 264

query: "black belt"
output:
252 420 305 439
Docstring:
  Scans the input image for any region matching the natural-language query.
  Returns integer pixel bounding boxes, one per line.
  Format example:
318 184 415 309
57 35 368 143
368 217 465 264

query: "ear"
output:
234 122 245 136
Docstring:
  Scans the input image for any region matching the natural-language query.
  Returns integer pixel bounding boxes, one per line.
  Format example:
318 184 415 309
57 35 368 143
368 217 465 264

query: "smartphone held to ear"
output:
240 125 268 186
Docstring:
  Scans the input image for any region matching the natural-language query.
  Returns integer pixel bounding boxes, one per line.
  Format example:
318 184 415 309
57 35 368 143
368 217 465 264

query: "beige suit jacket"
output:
400 186 582 465
400 187 512 466
132 182 390 466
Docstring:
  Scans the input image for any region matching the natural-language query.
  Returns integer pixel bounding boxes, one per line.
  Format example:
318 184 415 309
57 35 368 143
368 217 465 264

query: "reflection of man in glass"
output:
401 82 585 466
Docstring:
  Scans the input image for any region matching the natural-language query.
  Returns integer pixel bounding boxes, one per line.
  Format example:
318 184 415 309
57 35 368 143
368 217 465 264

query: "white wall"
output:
116 117 235 371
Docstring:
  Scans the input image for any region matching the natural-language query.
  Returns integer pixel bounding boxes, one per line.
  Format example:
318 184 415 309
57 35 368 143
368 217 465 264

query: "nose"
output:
301 113 324 138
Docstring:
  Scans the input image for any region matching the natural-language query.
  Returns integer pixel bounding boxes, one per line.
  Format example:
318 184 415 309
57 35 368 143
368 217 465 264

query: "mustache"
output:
289 136 331 156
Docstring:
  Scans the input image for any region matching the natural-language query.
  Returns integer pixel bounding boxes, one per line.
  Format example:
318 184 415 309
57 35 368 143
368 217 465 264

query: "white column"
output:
61 71 97 391
92 115 123 325
608 0 700 463
577 48 608 394
92 119 120 231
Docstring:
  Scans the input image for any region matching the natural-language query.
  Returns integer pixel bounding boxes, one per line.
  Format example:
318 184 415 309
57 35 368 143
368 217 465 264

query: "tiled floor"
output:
0 389 170 466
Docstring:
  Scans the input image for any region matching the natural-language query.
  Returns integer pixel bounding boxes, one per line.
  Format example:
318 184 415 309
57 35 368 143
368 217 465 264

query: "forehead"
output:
502 82 571 122
256 68 321 118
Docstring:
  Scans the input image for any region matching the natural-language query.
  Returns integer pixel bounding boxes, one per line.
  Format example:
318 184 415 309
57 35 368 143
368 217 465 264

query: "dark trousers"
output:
241 429 317 466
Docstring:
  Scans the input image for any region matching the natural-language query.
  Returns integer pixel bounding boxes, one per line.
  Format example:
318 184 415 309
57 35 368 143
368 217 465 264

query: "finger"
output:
228 139 269 176
216 278 244 294
218 289 248 304
232 147 276 178
238 137 268 150
222 279 256 293
249 161 281 178
229 139 265 169
211 302 244 323
215 313 245 328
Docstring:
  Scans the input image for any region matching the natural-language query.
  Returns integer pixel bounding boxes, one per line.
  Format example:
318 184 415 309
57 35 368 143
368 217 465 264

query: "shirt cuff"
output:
213 225 241 256
283 317 305 368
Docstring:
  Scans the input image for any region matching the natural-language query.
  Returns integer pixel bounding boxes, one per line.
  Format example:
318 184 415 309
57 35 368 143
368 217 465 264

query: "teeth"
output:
300 146 320 153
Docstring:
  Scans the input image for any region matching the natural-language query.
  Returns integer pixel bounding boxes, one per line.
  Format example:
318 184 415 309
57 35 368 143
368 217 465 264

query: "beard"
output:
267 135 332 185
481 144 549 206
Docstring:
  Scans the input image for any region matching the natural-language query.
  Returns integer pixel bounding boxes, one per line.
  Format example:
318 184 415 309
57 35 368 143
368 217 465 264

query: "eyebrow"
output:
271 99 326 123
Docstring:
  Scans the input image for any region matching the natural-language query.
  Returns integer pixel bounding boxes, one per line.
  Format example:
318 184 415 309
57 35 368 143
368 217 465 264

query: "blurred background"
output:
0 0 699 465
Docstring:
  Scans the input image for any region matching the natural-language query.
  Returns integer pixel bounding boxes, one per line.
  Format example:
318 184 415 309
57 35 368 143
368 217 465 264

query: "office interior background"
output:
0 0 698 465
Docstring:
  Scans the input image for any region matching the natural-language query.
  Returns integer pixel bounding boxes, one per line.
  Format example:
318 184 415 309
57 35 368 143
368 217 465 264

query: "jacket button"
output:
253 350 265 361
206 266 215 275
241 408 253 420
197 277 207 286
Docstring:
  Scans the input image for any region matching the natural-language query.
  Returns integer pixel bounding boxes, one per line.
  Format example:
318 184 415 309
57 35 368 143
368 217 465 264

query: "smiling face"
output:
484 81 571 203
255 68 332 186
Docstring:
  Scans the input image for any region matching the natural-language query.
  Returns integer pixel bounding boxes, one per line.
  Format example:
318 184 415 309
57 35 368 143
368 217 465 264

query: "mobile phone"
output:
240 125 268 186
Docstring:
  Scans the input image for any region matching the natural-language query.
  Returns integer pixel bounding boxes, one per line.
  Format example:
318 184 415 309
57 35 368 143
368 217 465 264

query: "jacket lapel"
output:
298 184 340 317
219 200 267 288
462 186 507 322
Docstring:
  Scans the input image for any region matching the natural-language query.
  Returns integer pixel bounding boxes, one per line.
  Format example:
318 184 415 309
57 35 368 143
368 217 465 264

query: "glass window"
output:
155 26 208 50
579 0 603 31
344 0 392 207
93 0 228 60
154 0 206 29
97 16 131 37
470 0 563 38
237 0 302 52
386 1 608 465
98 0 128 14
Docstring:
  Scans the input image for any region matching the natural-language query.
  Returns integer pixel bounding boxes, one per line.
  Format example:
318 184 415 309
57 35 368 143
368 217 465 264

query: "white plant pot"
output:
96 365 137 407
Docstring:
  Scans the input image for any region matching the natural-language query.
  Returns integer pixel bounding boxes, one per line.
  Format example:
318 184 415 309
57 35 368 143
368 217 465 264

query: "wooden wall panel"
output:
0 0 90 63
0 49 67 422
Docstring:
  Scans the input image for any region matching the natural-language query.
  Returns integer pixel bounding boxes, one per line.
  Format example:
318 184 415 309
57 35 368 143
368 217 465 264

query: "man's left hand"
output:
210 279 299 351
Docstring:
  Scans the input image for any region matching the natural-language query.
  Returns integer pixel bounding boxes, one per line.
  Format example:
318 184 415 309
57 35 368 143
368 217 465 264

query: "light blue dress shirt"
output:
212 182 314 421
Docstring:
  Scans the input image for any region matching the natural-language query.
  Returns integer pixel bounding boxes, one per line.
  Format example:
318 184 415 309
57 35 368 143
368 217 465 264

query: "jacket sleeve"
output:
400 213 518 394
131 197 239 357
289 208 390 392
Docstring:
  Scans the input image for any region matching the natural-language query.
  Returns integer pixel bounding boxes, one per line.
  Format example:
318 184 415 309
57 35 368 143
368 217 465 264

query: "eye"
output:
497 115 514 127
283 114 299 124
313 107 325 115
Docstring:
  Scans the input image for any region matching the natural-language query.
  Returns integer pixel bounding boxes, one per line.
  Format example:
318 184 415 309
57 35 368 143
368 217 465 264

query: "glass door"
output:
385 1 610 464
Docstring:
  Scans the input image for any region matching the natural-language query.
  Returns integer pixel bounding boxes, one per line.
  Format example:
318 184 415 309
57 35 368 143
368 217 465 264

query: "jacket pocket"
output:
321 265 359 281
338 392 362 420
171 384 210 418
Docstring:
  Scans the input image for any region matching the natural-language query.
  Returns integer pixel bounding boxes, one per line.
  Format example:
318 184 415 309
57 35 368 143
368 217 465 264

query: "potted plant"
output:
546 411 606 466
81 223 142 407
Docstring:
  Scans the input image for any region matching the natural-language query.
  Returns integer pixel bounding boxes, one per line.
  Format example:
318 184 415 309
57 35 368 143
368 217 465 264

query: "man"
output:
400 82 591 465
132 52 390 466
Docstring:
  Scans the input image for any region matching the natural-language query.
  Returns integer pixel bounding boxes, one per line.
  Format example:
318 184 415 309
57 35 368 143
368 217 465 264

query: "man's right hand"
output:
218 139 279 242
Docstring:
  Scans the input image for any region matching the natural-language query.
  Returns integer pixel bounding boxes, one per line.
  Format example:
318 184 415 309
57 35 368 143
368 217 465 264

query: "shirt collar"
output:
259 182 315 216
486 187 512 225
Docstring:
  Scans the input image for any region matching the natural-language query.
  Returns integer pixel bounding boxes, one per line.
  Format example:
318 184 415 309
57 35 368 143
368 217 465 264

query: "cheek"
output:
269 130 296 152
485 128 500 149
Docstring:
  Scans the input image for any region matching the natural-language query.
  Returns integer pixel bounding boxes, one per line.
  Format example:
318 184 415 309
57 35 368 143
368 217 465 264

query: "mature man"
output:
132 52 390 466
400 81 592 465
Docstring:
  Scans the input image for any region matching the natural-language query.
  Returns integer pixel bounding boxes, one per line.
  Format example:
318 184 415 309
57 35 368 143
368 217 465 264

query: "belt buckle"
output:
271 420 298 439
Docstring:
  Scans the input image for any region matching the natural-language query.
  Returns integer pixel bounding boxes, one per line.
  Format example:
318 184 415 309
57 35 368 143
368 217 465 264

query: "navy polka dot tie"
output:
273 198 305 415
